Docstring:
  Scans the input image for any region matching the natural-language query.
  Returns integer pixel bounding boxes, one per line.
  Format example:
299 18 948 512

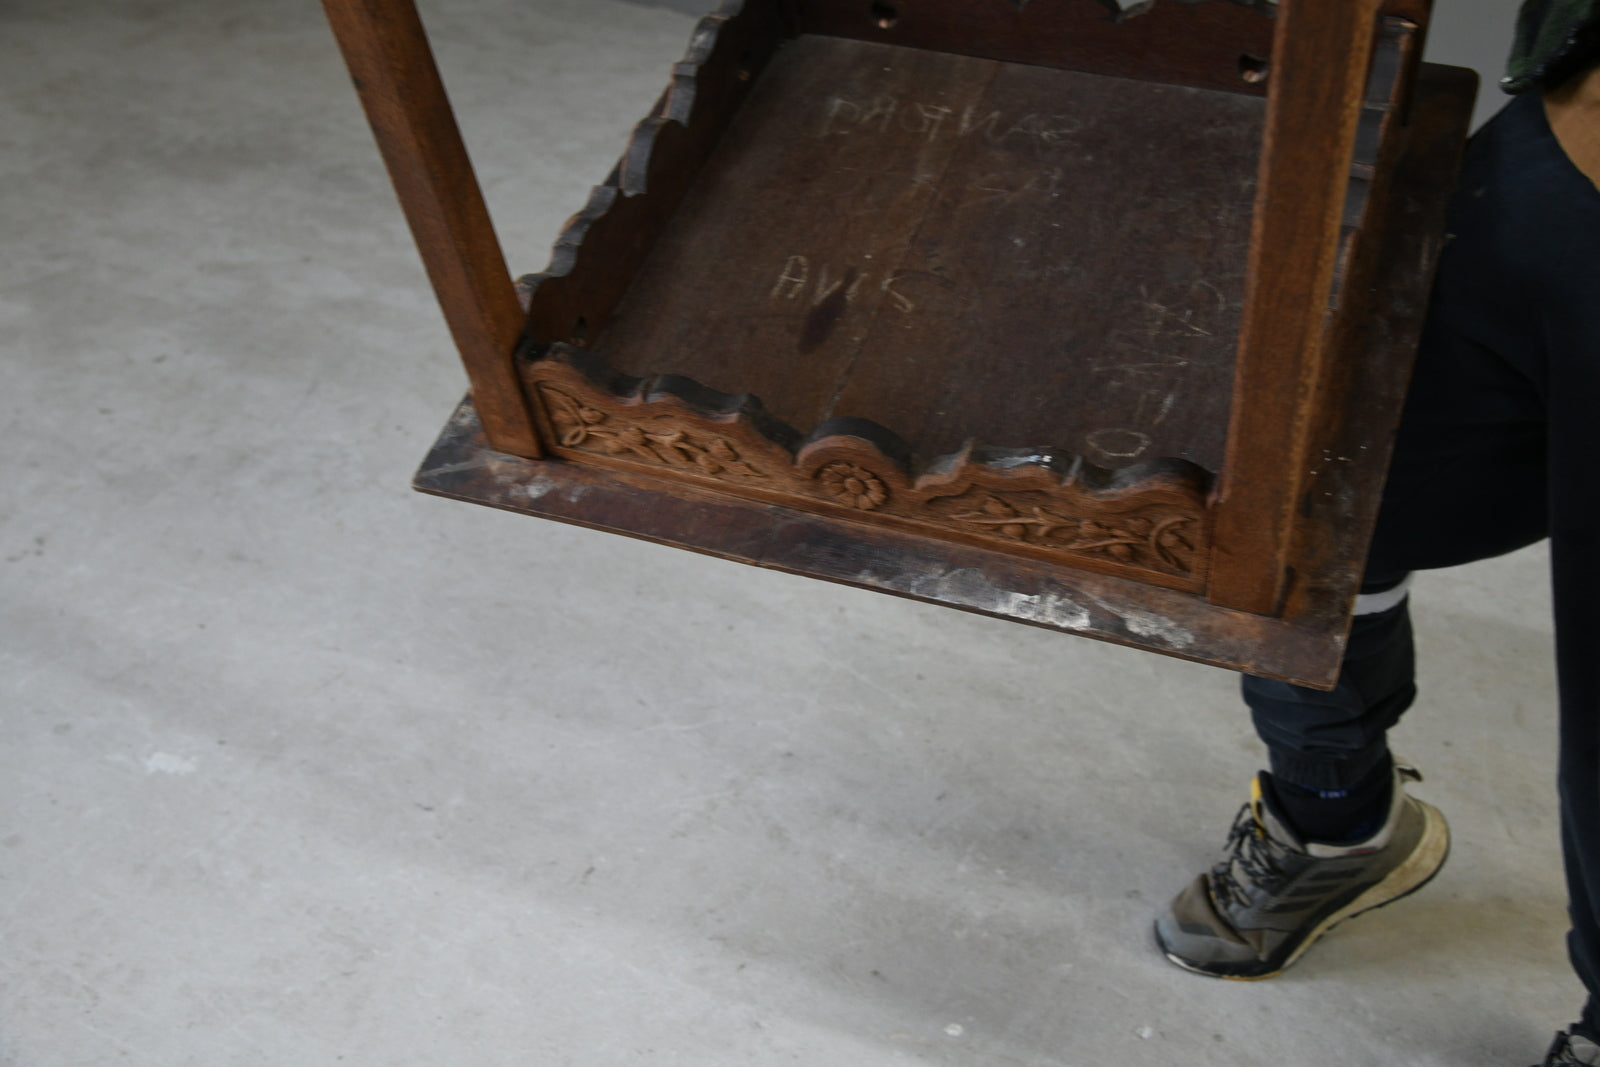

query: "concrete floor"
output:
0 1 1574 1064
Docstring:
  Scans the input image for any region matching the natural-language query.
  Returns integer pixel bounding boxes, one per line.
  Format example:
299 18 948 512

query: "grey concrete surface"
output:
0 1 1570 1065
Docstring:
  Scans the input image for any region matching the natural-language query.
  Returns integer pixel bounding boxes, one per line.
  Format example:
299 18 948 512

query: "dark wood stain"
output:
800 266 856 353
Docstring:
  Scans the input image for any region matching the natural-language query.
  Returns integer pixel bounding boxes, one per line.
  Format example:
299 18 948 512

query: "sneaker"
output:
1154 765 1449 979
1536 1032 1600 1066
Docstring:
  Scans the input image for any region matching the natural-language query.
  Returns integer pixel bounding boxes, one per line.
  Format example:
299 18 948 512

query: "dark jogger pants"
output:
1240 89 1600 1031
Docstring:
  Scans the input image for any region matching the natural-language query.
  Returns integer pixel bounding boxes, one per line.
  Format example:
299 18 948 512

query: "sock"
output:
1267 756 1394 845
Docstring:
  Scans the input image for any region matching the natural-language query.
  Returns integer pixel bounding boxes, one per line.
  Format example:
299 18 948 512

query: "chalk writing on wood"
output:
770 254 917 313
970 166 1065 204
1083 279 1243 464
1099 281 1236 366
821 94 1083 149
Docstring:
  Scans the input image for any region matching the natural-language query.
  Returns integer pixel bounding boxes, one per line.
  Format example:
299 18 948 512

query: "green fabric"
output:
1504 0 1600 92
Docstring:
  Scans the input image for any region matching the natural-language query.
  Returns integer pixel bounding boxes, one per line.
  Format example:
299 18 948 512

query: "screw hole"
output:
870 1 899 29
1239 54 1269 84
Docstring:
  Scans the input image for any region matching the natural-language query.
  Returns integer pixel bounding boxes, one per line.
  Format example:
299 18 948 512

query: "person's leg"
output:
1157 138 1551 977
1535 55 1600 1054
1241 582 1413 842
1235 324 1548 848
1552 411 1600 1046
1155 571 1441 980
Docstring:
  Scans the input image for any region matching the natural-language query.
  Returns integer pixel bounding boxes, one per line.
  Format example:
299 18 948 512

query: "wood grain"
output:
1206 0 1387 614
794 0 1276 95
322 0 537 456
582 36 994 435
581 35 1260 475
829 59 1262 472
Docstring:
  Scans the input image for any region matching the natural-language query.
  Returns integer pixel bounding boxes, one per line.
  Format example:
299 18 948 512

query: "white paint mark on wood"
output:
520 475 561 501
1119 610 1195 650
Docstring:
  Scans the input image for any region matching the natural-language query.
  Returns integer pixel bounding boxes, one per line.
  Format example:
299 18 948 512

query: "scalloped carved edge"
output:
516 0 786 340
521 345 1211 589
619 0 754 193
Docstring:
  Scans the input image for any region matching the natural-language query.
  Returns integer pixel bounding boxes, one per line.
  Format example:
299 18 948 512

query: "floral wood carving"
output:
542 387 773 481
817 462 889 510
523 347 1210 590
940 491 1197 574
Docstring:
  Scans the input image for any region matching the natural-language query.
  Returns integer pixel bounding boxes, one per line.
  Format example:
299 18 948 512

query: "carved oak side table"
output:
324 0 1477 687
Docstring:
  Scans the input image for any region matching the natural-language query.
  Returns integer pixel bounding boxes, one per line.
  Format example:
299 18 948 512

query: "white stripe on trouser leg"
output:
1353 574 1413 616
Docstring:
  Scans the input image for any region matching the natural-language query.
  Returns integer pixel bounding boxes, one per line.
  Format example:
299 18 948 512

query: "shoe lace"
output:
1546 1032 1600 1066
1210 803 1288 910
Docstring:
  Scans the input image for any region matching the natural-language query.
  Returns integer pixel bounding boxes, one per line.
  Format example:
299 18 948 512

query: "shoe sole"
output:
1157 798 1451 981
